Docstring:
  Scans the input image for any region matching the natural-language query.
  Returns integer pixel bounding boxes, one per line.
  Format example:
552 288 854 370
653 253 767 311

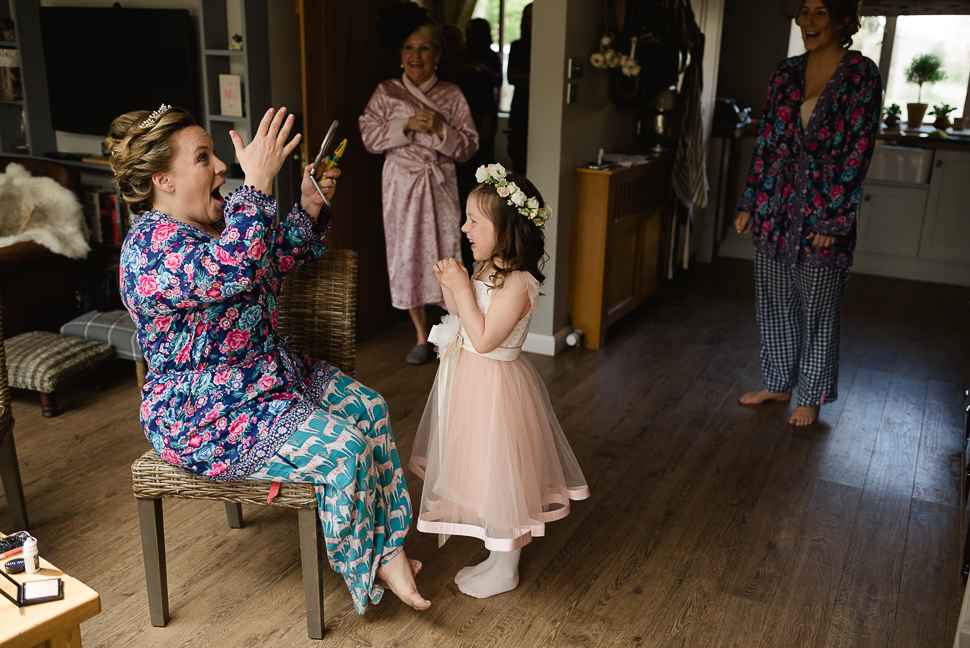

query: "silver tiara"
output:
139 104 171 129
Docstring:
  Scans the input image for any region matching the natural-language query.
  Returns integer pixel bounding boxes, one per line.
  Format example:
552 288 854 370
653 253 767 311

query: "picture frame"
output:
219 74 243 117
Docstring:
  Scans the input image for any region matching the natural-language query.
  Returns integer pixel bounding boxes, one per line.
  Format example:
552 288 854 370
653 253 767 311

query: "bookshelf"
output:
0 0 54 156
198 0 270 181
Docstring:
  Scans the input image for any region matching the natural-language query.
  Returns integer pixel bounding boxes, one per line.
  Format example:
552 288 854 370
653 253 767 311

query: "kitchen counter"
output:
878 125 970 150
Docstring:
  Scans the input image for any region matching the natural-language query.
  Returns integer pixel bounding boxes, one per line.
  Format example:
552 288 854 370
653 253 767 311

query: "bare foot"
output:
375 551 431 610
457 568 519 599
788 405 819 426
738 389 792 405
455 553 498 585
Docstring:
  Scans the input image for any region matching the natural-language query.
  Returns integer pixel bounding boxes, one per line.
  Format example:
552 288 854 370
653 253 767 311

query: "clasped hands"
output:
434 258 466 291
408 109 445 138
229 106 339 220
735 210 836 249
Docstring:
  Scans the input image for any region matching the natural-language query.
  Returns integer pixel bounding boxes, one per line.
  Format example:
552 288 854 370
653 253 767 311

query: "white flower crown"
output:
139 104 171 129
474 163 551 229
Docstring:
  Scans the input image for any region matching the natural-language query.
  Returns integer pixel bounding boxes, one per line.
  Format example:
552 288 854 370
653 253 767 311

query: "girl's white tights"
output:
455 548 521 598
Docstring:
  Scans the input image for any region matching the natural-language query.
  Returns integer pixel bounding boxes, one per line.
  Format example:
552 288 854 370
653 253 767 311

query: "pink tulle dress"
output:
410 270 590 551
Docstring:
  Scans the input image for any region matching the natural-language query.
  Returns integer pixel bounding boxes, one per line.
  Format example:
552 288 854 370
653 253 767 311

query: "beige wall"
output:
526 0 643 352
527 0 726 352
715 0 792 118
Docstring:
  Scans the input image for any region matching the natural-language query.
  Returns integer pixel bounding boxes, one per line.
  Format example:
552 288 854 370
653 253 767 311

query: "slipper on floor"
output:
406 343 435 366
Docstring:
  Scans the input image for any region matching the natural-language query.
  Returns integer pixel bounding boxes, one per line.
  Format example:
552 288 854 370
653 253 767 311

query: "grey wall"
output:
527 0 642 349
715 0 793 117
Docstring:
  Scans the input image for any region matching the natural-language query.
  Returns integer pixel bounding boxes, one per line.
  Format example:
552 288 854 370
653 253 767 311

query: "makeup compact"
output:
4 558 24 574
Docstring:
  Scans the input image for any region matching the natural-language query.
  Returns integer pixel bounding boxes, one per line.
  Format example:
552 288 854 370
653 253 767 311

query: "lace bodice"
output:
466 270 540 349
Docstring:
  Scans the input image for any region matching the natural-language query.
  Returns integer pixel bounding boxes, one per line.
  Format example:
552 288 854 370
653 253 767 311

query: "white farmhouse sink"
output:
867 145 935 184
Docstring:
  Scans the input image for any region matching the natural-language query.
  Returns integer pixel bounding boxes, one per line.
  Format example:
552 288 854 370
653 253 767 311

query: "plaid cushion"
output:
61 310 142 361
5 332 115 393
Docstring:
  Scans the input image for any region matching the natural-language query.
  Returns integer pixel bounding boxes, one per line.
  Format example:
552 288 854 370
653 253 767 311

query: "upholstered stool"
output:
131 450 325 638
61 310 146 387
4 331 115 417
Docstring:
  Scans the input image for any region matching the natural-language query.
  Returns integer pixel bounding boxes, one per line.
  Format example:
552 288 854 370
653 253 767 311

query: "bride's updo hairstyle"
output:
104 106 197 214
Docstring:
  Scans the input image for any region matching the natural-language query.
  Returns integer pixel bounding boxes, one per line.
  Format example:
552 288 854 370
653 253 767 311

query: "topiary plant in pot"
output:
905 54 946 127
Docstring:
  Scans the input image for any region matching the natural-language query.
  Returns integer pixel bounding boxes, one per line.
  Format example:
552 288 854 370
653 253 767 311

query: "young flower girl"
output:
410 164 589 598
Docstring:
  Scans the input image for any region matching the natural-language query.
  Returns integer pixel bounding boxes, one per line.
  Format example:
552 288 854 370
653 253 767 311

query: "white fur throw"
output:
0 162 90 259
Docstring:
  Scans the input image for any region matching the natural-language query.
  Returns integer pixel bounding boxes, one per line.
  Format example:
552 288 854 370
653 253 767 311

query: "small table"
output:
0 535 101 648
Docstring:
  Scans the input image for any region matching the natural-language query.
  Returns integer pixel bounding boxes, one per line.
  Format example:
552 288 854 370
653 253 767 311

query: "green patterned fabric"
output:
5 332 115 393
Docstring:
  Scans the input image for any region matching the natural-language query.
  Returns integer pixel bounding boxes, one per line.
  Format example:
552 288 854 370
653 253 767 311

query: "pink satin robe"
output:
359 74 479 309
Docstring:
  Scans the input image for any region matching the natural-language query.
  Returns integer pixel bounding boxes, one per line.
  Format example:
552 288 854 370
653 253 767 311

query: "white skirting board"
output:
953 577 970 648
717 236 970 287
522 326 572 356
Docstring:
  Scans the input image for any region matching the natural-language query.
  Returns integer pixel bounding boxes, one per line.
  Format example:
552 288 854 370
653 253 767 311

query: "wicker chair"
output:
131 249 357 640
0 299 28 531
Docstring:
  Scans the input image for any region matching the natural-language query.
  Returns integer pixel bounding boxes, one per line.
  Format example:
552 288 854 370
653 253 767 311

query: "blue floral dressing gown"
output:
120 187 411 613
738 51 882 268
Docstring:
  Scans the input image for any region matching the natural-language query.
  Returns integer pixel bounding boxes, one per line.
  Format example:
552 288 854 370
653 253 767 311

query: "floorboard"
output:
0 258 967 647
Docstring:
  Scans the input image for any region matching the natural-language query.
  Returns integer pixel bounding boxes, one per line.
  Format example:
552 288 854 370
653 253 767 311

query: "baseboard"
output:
852 252 970 287
718 238 970 287
522 326 571 356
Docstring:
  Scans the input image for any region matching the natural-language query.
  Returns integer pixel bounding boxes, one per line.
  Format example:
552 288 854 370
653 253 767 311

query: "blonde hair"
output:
104 107 197 214
404 23 443 52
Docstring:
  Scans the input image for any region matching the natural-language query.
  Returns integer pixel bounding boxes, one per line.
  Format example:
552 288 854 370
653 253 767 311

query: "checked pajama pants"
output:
249 370 412 614
754 250 850 407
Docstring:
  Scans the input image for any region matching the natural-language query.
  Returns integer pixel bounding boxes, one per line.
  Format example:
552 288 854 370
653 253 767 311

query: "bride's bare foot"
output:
376 551 431 610
789 405 819 426
455 553 498 585
739 389 792 405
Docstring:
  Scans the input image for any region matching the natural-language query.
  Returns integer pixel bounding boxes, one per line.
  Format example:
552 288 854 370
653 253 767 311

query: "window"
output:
471 0 532 113
884 16 970 113
787 14 970 122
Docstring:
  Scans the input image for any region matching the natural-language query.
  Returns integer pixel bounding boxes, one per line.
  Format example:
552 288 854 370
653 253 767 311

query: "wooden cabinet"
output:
569 156 673 350
919 149 970 264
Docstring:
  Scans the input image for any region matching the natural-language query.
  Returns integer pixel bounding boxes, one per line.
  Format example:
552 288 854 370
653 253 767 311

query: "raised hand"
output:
230 107 302 196
299 164 341 221
434 258 466 291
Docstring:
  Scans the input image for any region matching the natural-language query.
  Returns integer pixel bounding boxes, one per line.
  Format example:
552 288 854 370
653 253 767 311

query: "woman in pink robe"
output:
359 22 479 365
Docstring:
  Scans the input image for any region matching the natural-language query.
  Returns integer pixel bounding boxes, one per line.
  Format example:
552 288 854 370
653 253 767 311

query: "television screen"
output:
39 7 201 138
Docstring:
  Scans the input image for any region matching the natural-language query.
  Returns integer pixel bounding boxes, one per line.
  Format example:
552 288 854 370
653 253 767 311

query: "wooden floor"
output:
1 257 968 647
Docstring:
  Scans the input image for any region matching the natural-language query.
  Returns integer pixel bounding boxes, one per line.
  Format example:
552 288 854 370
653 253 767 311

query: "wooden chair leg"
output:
224 502 243 528
135 360 147 388
40 391 59 418
137 497 169 627
299 507 324 639
0 432 28 531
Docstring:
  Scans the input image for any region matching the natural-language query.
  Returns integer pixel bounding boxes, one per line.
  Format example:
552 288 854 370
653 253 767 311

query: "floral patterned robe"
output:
359 74 479 309
738 51 882 268
120 187 331 482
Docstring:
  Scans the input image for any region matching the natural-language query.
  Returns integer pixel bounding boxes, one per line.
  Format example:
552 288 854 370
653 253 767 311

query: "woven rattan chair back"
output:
0 298 11 433
0 296 28 530
277 249 357 378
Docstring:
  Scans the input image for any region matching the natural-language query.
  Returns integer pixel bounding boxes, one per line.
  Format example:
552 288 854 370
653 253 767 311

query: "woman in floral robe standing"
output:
109 104 430 614
735 0 881 426
359 6 479 366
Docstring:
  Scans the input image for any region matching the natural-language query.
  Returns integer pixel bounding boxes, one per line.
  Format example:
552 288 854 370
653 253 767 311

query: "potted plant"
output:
883 103 902 129
905 53 946 127
929 103 957 129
